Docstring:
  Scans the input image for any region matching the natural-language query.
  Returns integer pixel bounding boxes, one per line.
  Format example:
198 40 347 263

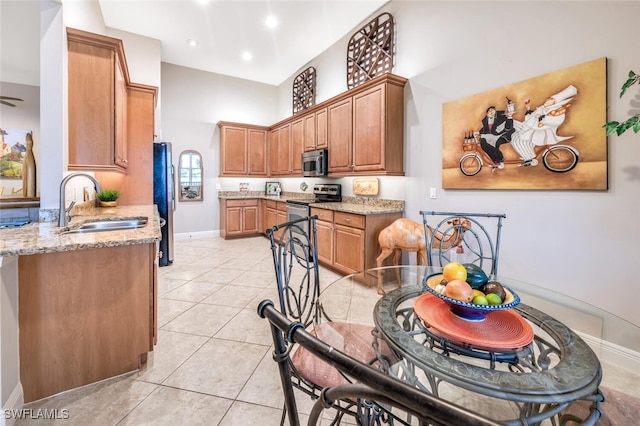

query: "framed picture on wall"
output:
441 57 608 190
265 181 281 196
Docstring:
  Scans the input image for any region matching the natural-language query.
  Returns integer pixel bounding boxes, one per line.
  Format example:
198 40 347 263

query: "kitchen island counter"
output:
0 204 161 257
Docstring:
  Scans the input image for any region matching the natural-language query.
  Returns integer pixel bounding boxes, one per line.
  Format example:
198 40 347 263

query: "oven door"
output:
286 202 310 235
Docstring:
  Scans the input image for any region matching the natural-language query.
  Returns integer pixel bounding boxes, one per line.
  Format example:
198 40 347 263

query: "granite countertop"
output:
218 191 404 215
0 204 162 257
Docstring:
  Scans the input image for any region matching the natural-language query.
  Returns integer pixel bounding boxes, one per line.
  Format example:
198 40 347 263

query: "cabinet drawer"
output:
334 212 365 229
311 208 333 223
277 202 287 211
226 199 258 207
266 200 277 209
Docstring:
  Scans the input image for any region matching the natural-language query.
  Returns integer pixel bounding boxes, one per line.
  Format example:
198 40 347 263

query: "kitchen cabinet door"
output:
248 128 268 175
221 199 260 238
303 112 316 151
312 208 334 265
277 123 292 175
333 223 365 274
327 98 353 173
67 28 128 172
98 83 157 206
114 57 128 169
291 118 304 175
352 83 385 172
220 125 248 175
219 122 269 177
315 107 328 149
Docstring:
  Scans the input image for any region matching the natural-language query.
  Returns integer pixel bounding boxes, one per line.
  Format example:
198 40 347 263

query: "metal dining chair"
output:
419 211 506 278
257 299 501 426
265 216 397 425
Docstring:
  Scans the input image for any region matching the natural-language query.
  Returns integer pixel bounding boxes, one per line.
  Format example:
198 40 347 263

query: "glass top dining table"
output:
317 265 640 425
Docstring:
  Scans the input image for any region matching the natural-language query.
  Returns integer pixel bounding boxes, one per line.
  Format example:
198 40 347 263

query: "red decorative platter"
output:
414 293 534 352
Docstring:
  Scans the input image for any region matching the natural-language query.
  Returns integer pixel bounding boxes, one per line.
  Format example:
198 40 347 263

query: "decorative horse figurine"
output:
375 217 471 295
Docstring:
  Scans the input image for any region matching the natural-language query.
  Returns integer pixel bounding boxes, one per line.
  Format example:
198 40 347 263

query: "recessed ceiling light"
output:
242 51 252 61
265 15 278 29
187 39 198 47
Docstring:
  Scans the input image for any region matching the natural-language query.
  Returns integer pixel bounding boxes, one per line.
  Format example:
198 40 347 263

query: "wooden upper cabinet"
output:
327 98 353 173
328 74 406 176
304 107 328 152
248 128 268 175
316 107 328 149
275 123 292 175
67 28 129 172
218 122 269 176
114 58 128 169
352 83 386 172
291 118 304 174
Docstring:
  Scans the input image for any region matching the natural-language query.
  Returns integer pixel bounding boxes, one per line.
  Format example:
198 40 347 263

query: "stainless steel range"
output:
286 183 342 234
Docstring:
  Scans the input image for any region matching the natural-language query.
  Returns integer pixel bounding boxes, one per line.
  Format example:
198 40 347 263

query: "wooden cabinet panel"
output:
243 206 259 233
19 244 156 402
218 122 269 176
269 128 279 176
68 28 128 172
316 107 328 149
327 98 353 173
314 210 334 265
334 211 365 229
248 129 268 175
220 198 260 238
276 123 292 175
220 126 248 175
334 223 365 274
114 58 128 169
303 113 316 151
291 118 304 174
353 84 385 172
97 83 157 206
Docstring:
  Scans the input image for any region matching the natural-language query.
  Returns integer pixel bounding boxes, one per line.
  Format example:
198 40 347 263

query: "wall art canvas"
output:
442 57 607 190
0 128 30 179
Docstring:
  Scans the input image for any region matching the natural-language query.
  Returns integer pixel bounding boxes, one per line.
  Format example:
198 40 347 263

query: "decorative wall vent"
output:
292 67 316 114
346 12 395 89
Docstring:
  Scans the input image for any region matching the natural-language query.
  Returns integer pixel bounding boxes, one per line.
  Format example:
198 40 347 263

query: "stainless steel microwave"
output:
302 149 328 177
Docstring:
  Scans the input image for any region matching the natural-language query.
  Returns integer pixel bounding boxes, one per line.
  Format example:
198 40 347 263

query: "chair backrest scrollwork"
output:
420 211 506 278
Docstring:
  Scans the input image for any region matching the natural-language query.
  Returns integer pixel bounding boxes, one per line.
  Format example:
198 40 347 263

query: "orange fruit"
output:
442 262 467 283
444 279 474 302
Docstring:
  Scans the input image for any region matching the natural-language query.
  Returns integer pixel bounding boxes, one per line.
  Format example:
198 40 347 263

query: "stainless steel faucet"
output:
58 173 102 227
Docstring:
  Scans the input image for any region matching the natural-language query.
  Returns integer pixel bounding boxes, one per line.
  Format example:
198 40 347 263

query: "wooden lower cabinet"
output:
220 198 259 238
311 207 402 286
18 243 157 403
314 209 334 265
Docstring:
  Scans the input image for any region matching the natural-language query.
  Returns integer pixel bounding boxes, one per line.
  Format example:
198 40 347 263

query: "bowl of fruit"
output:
422 262 521 321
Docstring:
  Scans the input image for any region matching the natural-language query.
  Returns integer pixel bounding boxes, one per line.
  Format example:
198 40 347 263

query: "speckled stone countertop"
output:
0 204 161 257
218 191 404 215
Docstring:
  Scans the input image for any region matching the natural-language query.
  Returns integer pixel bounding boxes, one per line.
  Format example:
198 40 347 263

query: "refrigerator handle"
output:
171 164 177 211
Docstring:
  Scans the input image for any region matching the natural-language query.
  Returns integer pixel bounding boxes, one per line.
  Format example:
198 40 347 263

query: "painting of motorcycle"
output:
442 57 607 190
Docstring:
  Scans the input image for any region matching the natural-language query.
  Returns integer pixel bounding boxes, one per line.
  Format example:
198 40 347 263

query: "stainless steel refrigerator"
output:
153 142 175 266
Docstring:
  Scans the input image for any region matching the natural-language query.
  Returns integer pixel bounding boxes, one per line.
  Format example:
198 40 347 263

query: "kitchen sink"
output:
62 218 148 234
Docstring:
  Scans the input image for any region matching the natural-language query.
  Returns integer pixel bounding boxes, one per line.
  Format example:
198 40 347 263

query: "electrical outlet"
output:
429 188 437 199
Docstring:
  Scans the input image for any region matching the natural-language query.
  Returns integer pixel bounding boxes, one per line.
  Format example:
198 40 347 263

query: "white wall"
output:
160 63 278 234
229 1 640 329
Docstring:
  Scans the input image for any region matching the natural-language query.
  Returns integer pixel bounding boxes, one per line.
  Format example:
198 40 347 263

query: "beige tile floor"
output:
16 235 640 425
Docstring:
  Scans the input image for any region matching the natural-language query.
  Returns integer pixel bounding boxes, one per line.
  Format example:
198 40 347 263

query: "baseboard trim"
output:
577 331 640 372
1 382 24 426
174 230 219 240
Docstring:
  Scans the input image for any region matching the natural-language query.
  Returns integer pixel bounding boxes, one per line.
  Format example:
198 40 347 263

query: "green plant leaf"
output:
620 72 640 98
96 189 120 201
603 121 620 136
